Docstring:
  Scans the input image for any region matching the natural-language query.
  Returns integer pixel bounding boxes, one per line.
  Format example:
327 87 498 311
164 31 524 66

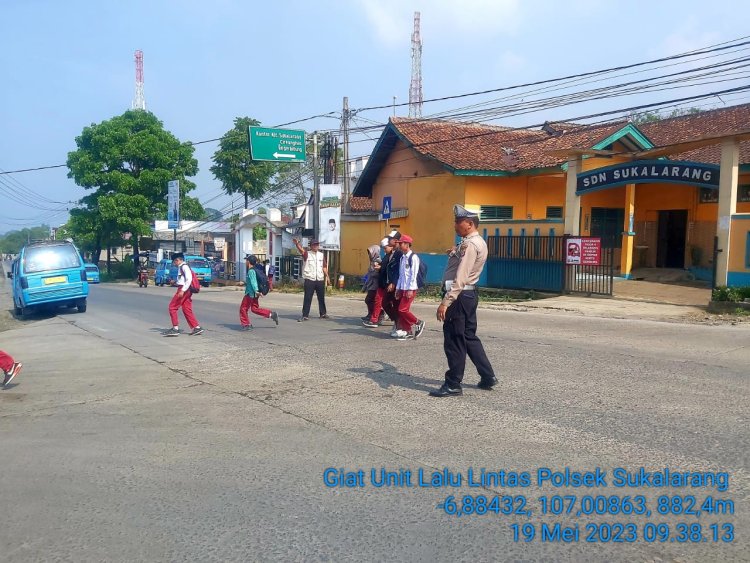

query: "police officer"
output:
430 205 497 397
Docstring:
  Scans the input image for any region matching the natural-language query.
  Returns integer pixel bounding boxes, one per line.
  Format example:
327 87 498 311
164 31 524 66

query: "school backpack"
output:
184 264 201 294
253 263 270 296
267 264 276 278
407 254 428 290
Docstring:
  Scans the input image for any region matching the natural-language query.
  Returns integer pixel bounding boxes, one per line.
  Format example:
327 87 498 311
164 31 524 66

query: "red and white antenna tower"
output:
408 12 423 118
132 50 146 110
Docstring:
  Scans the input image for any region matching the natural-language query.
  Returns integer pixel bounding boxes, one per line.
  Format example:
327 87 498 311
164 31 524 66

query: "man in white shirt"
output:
164 252 203 336
293 238 329 321
394 235 425 341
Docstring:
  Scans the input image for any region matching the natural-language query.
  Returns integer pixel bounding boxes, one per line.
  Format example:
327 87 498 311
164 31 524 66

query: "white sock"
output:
173 326 179 330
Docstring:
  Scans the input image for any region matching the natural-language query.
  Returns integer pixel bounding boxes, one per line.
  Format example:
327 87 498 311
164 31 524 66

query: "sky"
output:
2 0 750 232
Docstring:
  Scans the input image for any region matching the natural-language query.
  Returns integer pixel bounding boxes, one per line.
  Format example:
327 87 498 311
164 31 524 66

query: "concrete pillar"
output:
564 156 582 235
715 139 739 285
620 183 636 279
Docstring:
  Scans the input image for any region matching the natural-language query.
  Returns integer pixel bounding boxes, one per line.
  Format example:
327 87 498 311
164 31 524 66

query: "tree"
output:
210 117 276 209
202 207 223 221
0 225 51 254
629 107 702 124
67 110 202 271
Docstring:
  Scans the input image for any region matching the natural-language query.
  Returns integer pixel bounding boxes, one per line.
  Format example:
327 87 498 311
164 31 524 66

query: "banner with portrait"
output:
318 183 341 251
167 180 180 229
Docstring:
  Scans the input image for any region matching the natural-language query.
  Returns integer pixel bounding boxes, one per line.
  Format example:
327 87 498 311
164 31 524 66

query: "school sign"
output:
576 160 720 194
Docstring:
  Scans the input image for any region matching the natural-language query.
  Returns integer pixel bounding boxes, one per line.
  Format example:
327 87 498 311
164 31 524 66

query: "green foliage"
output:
0 225 52 253
712 286 750 302
210 117 276 208
66 110 202 258
203 207 223 221
99 256 135 281
252 225 267 240
629 107 703 124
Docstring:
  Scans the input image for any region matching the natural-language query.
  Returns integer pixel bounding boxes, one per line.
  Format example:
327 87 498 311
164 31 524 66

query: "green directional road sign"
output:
248 126 306 163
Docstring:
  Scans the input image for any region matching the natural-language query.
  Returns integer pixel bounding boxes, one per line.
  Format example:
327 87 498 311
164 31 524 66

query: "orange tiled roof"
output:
353 104 750 197
390 117 626 172
638 104 750 164
389 103 750 172
349 196 374 212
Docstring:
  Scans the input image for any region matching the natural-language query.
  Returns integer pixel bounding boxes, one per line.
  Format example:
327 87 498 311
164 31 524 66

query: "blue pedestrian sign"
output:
382 196 392 219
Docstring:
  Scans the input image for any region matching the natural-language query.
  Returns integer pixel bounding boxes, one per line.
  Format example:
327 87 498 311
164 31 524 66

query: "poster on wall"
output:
318 183 341 251
167 180 180 229
566 237 601 265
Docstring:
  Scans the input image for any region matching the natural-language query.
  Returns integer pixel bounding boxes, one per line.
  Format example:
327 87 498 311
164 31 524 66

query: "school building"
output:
341 103 750 288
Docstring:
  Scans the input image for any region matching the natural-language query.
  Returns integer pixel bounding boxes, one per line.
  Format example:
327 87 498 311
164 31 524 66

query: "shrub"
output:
712 286 750 302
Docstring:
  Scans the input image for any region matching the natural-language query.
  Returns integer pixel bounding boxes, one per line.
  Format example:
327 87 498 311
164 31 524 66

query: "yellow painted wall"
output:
407 176 465 252
527 175 566 219
728 215 750 272
465 176 528 217
340 221 387 276
370 140 446 210
464 174 567 220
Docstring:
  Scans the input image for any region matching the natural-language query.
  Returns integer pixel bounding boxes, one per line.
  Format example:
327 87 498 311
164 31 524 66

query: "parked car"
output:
154 259 175 286
8 240 89 317
184 255 212 287
84 263 100 283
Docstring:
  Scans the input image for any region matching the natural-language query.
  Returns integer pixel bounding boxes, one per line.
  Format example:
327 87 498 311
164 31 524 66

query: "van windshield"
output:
24 245 82 273
188 259 209 269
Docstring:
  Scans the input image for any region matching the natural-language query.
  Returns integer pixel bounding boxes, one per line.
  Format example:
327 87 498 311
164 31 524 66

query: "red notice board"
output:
566 237 601 265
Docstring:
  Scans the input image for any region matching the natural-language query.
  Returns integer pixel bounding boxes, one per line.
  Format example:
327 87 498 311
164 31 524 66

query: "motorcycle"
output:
138 268 149 288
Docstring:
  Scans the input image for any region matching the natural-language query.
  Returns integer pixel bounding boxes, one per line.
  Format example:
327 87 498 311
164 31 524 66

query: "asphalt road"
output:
1 279 748 562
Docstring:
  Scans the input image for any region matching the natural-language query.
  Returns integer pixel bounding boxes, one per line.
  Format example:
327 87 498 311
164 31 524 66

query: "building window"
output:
699 188 718 203
546 206 563 219
700 186 750 203
590 207 624 248
480 205 513 221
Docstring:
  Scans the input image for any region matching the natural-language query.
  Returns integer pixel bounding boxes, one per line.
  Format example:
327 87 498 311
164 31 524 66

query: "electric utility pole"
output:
342 96 351 213
312 132 320 241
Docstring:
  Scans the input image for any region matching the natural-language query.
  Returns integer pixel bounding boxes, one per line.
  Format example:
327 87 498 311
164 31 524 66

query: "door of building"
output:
656 210 688 268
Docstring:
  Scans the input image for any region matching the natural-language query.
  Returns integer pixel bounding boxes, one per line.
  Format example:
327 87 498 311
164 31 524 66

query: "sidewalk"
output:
478 279 720 323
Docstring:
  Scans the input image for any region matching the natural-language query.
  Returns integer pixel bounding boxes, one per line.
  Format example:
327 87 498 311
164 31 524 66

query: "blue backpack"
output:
408 254 428 290
253 264 270 295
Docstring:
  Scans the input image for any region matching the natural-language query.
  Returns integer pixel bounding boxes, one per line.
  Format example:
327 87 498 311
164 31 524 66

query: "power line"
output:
354 35 750 112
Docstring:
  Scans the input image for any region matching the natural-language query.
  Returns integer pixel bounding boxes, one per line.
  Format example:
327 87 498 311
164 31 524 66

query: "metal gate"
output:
486 235 614 296
275 255 302 280
486 236 565 292
564 237 615 296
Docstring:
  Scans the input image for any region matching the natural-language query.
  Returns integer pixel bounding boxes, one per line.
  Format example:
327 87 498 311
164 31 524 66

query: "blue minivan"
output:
154 259 173 286
84 263 100 283
8 241 89 317
184 255 212 287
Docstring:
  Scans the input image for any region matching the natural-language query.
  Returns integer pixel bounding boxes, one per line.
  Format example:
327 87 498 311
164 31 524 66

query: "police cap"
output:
454 204 479 220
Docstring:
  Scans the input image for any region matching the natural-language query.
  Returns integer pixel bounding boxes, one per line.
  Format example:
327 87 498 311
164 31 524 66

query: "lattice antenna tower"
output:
132 50 146 110
408 12 423 118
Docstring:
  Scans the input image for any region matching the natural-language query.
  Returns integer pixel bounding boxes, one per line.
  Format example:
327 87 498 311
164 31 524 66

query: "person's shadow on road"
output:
348 361 437 392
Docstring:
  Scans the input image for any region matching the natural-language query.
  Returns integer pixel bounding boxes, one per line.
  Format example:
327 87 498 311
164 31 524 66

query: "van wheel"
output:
14 305 22 317
77 301 87 313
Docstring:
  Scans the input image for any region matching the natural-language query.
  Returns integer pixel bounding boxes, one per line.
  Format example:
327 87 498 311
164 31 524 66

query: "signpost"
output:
382 196 392 219
248 127 306 163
